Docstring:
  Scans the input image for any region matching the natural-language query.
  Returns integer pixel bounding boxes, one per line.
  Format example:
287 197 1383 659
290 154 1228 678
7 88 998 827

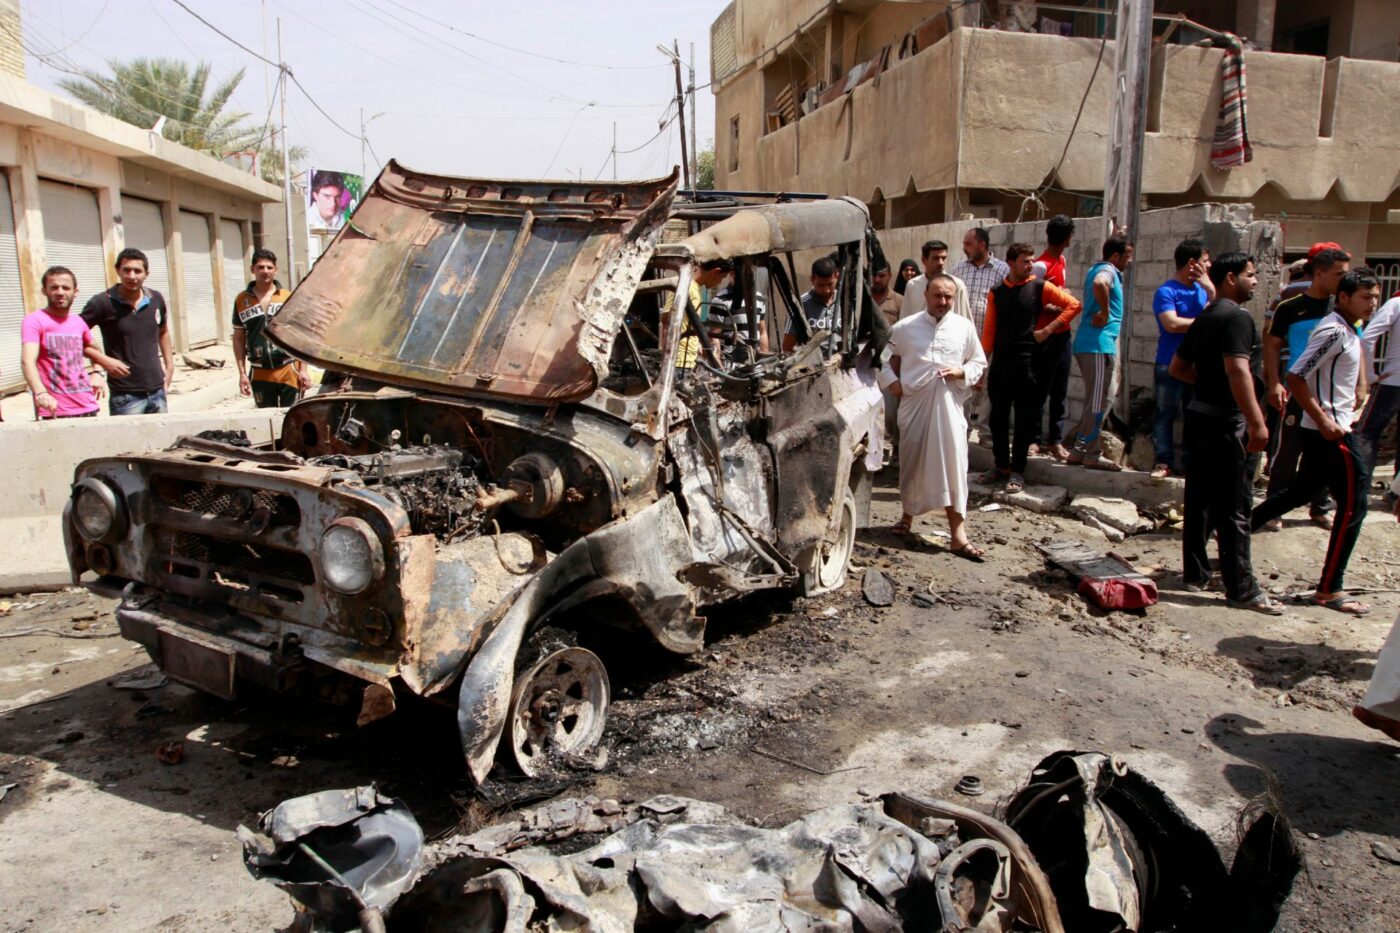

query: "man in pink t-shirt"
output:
21 266 123 419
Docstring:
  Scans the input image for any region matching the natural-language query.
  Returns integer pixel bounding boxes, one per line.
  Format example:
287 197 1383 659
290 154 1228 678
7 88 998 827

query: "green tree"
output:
695 144 716 190
56 57 304 184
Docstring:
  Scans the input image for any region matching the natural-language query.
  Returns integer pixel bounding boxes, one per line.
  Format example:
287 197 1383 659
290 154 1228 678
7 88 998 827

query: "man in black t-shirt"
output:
80 247 174 415
1170 252 1282 615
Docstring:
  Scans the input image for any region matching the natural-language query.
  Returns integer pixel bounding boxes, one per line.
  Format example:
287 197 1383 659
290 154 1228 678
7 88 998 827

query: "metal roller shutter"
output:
122 197 172 305
179 210 218 346
38 179 108 313
220 219 247 309
0 173 25 392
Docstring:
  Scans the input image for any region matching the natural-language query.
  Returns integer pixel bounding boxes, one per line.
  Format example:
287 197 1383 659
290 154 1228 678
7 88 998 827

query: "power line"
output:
374 0 670 71
167 1 358 141
169 0 278 68
267 0 548 106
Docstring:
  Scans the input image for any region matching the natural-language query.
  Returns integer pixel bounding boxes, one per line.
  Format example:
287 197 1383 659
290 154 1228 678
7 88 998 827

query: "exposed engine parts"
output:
307 446 568 542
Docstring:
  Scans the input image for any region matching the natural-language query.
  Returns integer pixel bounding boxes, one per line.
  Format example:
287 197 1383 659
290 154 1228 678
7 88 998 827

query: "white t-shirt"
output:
1290 310 1362 431
1362 296 1400 388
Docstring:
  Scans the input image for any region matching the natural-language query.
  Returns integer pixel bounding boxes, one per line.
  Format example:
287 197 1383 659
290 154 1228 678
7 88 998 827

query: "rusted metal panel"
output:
267 162 680 403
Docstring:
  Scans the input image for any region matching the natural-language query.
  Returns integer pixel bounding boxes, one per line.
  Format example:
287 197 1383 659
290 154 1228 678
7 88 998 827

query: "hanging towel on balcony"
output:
1211 34 1253 169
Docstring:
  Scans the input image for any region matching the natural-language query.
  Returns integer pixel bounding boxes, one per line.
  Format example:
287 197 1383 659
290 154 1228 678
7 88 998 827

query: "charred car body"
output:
64 163 888 782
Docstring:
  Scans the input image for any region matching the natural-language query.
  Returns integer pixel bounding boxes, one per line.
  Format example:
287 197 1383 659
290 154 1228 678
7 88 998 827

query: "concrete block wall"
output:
876 203 1284 428
0 409 286 590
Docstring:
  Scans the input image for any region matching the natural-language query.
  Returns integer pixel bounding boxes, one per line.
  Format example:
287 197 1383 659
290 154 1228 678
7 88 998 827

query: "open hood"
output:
268 161 679 403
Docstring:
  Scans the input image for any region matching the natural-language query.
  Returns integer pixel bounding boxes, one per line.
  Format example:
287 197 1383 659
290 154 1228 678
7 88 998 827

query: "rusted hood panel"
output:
268 161 679 403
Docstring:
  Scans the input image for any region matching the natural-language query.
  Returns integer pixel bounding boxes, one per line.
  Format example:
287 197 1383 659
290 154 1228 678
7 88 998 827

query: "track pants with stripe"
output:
1070 351 1117 458
1250 429 1369 594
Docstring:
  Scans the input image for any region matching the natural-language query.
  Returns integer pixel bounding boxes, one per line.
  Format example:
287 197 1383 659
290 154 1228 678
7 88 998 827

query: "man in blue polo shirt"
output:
80 247 174 415
1067 235 1133 470
1150 238 1214 478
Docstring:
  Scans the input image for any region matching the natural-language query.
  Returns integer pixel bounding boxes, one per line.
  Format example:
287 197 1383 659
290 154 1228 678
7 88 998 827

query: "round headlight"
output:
319 518 384 595
72 478 127 543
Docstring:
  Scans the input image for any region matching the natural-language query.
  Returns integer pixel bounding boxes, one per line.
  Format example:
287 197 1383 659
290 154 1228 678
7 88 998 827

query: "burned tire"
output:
799 487 857 597
507 642 609 778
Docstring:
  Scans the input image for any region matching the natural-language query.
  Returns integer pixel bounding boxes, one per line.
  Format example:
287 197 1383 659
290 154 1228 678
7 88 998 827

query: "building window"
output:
729 115 740 172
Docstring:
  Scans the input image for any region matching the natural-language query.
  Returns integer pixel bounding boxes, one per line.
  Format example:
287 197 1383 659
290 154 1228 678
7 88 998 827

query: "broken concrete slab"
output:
993 484 1069 514
1071 495 1153 535
967 446 1182 510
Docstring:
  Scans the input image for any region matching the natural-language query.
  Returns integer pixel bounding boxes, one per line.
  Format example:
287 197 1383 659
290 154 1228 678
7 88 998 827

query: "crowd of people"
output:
12 247 305 423
878 218 1400 742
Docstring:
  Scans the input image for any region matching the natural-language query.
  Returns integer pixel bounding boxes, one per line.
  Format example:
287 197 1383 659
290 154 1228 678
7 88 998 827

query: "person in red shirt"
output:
979 243 1082 490
1031 215 1075 459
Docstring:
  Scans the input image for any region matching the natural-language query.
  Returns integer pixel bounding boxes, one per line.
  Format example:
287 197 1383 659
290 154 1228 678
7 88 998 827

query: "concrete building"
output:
0 2 282 395
709 0 1400 281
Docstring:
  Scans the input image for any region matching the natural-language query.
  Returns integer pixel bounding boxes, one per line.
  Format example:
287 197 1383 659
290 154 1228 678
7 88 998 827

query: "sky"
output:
18 0 723 185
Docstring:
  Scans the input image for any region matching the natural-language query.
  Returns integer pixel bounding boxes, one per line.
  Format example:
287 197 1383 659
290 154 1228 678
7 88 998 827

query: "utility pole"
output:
612 122 617 180
277 19 294 288
660 40 691 190
687 42 698 187
1103 0 1152 418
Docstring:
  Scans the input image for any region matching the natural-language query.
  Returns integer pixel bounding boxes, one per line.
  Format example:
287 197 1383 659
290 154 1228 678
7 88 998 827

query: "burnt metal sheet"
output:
267 161 679 403
673 197 870 262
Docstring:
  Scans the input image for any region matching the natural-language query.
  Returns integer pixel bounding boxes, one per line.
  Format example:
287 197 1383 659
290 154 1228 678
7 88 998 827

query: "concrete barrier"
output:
0 409 286 592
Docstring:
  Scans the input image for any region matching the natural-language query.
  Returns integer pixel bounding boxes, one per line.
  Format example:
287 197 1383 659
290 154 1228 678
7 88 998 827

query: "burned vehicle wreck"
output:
63 162 887 782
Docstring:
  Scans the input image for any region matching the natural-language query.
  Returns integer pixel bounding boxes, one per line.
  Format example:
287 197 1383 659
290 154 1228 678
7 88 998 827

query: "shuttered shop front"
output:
122 197 173 304
220 219 246 307
39 179 108 312
0 173 25 392
179 210 218 346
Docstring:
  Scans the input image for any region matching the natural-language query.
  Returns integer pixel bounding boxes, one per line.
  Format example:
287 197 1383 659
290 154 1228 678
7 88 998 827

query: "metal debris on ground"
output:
861 567 895 606
955 774 985 796
245 751 1301 932
111 666 169 690
155 740 184 765
1037 540 1159 610
239 786 423 933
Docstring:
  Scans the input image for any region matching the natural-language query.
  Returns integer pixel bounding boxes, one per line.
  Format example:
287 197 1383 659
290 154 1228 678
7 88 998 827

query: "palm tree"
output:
56 57 306 184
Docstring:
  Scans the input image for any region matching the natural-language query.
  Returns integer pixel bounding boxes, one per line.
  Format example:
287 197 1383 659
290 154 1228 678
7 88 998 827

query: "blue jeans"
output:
1357 383 1400 475
109 388 167 415
1153 364 1190 469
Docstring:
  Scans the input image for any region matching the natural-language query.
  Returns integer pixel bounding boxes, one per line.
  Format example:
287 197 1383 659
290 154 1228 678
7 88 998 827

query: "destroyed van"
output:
63 163 888 782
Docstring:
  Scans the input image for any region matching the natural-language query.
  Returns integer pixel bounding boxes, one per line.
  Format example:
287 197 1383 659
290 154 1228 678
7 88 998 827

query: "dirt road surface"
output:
2 473 1398 931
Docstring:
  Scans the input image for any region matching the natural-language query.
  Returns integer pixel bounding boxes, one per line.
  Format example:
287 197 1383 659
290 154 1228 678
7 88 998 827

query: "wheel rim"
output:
816 494 856 590
509 646 609 777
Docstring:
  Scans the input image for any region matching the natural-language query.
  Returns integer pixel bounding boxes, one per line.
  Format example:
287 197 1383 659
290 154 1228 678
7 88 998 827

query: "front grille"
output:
152 528 316 586
152 475 301 529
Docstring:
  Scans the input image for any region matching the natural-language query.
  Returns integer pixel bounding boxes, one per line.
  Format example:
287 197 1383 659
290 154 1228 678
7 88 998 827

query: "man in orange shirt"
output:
978 242 1082 490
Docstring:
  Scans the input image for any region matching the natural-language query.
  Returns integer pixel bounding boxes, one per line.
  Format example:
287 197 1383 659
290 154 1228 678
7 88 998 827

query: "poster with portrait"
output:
306 168 364 235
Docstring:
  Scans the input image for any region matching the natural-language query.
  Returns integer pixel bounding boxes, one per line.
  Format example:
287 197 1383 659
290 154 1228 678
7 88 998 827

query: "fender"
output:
457 495 701 783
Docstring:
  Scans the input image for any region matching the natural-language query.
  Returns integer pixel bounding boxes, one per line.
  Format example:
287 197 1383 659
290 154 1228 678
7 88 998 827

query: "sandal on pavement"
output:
1353 704 1400 741
1150 464 1172 479
1310 512 1334 530
1226 592 1285 615
1006 472 1025 492
891 519 912 537
1312 592 1370 616
1048 443 1070 462
948 542 986 563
